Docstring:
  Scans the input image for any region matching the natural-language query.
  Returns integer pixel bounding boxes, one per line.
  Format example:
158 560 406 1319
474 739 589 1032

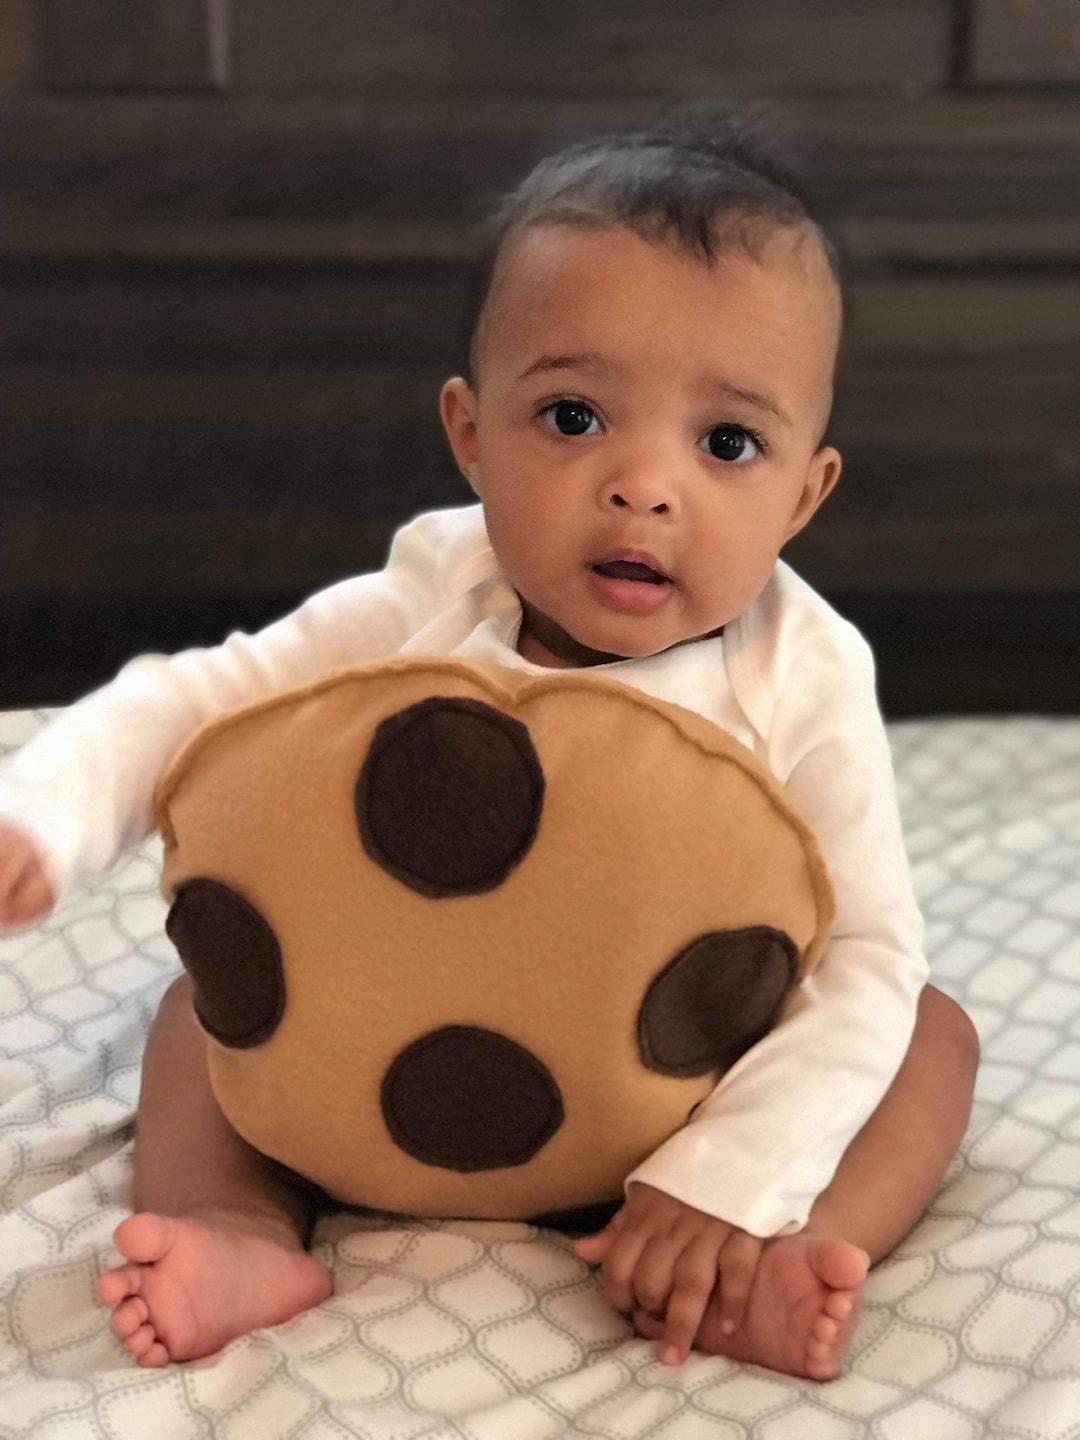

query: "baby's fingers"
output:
0 847 53 929
658 1240 717 1366
714 1231 765 1335
17 868 53 923
573 1206 625 1266
598 1226 651 1316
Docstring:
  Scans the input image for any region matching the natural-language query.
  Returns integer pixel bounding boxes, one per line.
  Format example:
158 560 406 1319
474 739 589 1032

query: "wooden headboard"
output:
2 1 1078 715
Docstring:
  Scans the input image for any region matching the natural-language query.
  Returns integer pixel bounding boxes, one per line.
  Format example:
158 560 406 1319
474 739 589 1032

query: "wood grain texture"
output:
969 0 1080 85
0 513 409 596
0 259 472 370
226 0 950 96
2 3 1078 711
3 94 1079 266
36 0 229 90
0 1 30 94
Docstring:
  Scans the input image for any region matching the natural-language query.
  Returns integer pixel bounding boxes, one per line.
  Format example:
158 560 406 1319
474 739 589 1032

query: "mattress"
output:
1 708 1078 1439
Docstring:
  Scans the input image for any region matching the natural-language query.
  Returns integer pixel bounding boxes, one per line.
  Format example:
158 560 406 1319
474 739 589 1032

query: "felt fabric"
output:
381 1024 564 1171
155 658 834 1220
165 877 285 1048
639 927 800 1078
356 696 545 897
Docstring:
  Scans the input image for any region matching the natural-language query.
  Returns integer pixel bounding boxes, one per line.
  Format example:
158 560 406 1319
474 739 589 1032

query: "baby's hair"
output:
462 100 840 387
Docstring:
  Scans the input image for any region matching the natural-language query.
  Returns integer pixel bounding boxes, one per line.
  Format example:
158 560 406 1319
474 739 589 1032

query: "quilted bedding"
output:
1 708 1079 1439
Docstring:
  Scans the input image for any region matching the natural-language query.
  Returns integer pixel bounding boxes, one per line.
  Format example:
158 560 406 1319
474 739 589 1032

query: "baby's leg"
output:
97 974 331 1365
804 984 980 1260
637 985 980 1378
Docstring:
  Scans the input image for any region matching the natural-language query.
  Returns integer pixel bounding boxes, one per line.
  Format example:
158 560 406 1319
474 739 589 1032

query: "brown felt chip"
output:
381 1025 564 1171
638 927 799 1078
165 878 286 1048
355 696 545 896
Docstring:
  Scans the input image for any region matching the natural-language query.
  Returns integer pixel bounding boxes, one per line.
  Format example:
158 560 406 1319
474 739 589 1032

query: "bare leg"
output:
634 986 980 1379
805 985 980 1258
97 975 332 1365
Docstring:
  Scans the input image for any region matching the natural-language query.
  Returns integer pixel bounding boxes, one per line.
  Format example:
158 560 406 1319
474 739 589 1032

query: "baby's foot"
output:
97 1211 332 1366
635 1233 868 1381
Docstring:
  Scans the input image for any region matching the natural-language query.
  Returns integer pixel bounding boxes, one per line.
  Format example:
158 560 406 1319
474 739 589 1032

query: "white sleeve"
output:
626 605 927 1236
0 511 459 902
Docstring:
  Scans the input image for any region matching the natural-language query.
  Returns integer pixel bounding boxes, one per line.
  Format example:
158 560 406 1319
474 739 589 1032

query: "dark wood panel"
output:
4 94 1080 267
786 495 1080 593
969 0 1080 85
0 595 300 707
0 367 464 513
227 0 950 97
0 512 409 596
839 593 1080 717
36 0 229 91
0 2 29 94
0 260 471 369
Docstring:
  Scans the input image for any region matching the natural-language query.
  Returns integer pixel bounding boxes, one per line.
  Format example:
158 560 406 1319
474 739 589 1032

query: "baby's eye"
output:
539 400 601 438
702 425 761 464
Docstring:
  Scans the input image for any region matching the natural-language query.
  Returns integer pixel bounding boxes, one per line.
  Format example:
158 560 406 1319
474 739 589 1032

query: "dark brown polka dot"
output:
638 927 799 1078
355 697 545 897
165 878 285 1048
381 1025 564 1171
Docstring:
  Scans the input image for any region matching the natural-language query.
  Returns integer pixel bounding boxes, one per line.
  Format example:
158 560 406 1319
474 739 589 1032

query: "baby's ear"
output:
785 445 841 540
439 377 483 497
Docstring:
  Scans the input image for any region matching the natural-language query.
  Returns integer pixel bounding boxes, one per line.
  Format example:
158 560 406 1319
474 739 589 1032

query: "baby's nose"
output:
602 465 678 516
608 491 669 515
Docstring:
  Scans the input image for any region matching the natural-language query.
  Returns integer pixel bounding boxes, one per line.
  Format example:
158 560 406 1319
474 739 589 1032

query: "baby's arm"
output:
0 511 463 905
627 605 928 1239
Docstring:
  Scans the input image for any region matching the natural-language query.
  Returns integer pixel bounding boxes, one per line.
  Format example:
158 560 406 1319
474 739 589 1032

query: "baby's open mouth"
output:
591 560 670 586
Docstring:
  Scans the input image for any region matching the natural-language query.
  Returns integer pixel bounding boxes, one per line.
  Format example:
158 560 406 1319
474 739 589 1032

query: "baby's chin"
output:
518 600 723 670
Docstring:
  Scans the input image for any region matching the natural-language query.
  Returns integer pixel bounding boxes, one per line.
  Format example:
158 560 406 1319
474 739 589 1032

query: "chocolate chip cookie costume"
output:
154 657 834 1220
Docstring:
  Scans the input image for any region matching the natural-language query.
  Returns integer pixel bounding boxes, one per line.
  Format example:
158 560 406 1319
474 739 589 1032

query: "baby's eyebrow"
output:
517 351 615 383
705 380 792 429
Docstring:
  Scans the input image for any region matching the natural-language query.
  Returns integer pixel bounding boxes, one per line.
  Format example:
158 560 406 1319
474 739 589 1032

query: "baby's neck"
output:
516 602 625 669
516 599 723 670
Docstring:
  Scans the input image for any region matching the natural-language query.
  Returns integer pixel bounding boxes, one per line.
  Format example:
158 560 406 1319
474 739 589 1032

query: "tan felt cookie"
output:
155 658 834 1219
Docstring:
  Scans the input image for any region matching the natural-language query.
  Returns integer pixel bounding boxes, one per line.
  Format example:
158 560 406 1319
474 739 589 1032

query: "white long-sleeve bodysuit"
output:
0 504 927 1237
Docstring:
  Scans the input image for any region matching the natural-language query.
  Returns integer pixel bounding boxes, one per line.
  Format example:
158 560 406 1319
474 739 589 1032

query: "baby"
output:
0 102 978 1381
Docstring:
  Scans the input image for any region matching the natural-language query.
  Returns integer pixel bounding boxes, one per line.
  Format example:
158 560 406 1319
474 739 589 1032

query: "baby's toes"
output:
123 1321 163 1362
823 1289 857 1322
805 1316 841 1371
806 1350 842 1381
97 1264 141 1307
110 1296 149 1340
138 1338 171 1368
808 1334 837 1363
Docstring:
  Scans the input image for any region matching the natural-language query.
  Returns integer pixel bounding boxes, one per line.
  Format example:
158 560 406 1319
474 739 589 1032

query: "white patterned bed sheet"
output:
1 709 1079 1440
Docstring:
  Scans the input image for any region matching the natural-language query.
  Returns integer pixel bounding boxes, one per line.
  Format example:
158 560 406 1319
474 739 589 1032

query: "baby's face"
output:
441 221 842 666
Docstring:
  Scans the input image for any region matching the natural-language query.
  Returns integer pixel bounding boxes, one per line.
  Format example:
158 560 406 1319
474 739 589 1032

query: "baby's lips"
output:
590 548 672 584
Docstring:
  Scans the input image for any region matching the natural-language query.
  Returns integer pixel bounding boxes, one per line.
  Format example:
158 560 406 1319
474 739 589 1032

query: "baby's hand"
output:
574 1182 764 1366
0 822 55 930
